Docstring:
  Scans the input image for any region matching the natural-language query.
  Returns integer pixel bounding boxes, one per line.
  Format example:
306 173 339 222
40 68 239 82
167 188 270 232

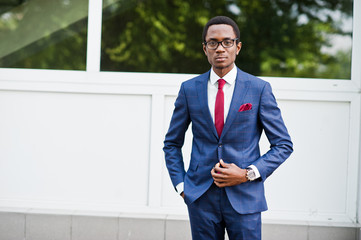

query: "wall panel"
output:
160 96 357 223
263 100 351 222
0 91 152 208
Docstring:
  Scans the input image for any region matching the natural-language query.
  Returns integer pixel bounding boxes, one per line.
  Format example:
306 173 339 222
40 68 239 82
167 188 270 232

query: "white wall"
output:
0 0 360 228
0 90 151 207
0 69 359 227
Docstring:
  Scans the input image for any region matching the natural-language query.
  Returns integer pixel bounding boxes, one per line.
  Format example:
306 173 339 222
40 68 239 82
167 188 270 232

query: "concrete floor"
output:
0 211 359 240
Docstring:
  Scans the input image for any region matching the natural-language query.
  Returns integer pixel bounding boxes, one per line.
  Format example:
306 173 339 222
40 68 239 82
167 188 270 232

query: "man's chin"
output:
214 63 233 70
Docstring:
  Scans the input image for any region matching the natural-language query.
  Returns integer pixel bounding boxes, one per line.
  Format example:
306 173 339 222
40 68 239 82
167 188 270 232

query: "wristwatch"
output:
246 168 256 181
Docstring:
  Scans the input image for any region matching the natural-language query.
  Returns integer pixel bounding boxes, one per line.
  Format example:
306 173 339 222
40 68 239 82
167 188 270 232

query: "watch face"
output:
247 169 256 180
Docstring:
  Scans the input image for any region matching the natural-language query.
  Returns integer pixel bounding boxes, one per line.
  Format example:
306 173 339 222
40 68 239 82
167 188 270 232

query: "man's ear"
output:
236 42 242 55
203 44 208 56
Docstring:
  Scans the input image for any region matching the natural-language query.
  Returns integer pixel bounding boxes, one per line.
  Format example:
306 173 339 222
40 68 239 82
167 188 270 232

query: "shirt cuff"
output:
248 165 261 179
176 182 184 194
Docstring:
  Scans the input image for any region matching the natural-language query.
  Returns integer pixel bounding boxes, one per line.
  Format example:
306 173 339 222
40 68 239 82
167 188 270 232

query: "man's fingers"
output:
214 182 221 187
214 166 229 176
214 181 227 188
181 192 185 199
212 171 227 181
211 172 223 180
220 159 225 167
219 159 229 168
214 166 224 174
212 175 224 181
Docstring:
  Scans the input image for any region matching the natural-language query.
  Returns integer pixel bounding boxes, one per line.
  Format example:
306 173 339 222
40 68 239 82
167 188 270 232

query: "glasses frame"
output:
203 38 239 50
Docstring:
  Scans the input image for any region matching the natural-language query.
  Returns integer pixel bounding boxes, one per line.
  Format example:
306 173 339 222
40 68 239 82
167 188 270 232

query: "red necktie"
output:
215 79 226 137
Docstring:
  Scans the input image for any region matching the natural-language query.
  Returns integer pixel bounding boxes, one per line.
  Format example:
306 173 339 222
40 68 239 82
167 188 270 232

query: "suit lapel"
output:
196 71 219 139
220 68 250 139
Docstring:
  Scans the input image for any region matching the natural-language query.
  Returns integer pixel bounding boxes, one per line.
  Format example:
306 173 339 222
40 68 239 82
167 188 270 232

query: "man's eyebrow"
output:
206 37 233 41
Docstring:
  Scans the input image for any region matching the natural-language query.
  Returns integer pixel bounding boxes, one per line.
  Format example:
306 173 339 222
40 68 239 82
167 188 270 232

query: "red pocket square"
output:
238 103 252 112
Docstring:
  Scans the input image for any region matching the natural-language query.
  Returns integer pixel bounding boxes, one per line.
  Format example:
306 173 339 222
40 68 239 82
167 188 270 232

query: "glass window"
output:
0 0 88 70
101 0 353 79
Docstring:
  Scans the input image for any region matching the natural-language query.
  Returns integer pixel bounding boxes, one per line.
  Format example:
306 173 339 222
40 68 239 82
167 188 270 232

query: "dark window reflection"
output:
0 0 88 70
101 0 353 79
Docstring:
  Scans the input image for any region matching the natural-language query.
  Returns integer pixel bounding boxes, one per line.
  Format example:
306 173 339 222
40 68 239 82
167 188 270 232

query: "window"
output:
101 0 353 79
0 0 89 70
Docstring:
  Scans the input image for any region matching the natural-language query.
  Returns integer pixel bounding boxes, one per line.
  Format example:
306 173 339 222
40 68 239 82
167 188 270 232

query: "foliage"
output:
0 0 88 70
101 0 353 78
0 0 353 79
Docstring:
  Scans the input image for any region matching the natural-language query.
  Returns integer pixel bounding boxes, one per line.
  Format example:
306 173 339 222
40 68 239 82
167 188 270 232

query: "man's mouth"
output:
215 56 227 61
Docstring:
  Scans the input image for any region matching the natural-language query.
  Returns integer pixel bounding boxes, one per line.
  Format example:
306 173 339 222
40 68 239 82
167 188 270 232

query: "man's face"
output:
203 24 242 76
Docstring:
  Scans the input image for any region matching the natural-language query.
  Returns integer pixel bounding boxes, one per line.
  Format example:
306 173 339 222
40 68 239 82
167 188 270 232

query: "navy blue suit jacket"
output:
163 68 293 214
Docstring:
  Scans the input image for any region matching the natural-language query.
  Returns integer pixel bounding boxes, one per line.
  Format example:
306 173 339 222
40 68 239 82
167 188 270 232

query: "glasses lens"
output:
207 41 218 49
222 40 234 48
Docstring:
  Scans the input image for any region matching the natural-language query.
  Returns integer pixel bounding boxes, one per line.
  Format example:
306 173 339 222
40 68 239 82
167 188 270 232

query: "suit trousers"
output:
187 184 261 240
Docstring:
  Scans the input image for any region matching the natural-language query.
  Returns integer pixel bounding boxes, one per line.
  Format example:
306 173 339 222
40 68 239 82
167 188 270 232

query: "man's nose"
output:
215 43 226 51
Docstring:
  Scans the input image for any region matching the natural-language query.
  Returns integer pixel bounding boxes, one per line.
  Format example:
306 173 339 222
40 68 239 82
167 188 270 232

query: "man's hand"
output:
211 159 248 187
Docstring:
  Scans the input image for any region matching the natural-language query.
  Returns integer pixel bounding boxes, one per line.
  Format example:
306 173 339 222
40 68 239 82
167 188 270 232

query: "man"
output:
163 16 293 240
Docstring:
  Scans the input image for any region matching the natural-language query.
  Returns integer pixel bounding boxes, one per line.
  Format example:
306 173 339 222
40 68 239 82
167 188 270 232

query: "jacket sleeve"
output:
253 82 293 180
163 83 191 189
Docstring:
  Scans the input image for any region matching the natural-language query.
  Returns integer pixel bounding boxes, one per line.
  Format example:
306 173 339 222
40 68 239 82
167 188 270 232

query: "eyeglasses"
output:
203 38 238 50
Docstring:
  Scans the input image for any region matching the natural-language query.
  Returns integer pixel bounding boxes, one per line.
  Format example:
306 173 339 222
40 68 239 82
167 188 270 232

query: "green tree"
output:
101 0 353 79
0 0 88 70
0 0 353 78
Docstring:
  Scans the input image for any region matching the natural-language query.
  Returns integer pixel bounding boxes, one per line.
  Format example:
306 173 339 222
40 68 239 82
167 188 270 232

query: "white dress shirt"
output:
208 64 237 123
176 65 260 194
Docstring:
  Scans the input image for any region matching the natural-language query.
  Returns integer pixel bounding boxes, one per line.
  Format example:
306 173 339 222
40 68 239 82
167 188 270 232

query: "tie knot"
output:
218 79 226 90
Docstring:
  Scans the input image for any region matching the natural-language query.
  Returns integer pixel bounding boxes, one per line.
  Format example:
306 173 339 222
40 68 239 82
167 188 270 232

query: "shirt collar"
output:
210 64 237 86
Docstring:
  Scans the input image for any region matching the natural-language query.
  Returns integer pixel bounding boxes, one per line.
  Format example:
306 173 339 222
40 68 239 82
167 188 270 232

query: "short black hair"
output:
202 16 240 43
